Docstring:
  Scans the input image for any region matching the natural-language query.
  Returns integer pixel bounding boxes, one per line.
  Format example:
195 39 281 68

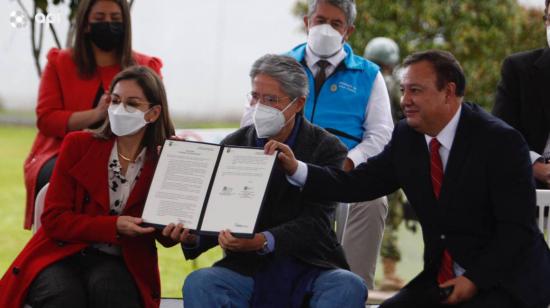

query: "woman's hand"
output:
162 223 197 245
93 91 110 123
116 216 155 237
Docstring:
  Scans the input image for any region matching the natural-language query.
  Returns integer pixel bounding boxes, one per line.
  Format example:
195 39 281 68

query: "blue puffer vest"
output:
287 43 379 149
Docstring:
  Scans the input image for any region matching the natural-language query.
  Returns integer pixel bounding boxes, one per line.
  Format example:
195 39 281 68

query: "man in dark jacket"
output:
493 0 550 188
166 54 367 308
268 50 550 308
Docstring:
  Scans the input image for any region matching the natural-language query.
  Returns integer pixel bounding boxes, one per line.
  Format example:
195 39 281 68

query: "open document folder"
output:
141 139 277 238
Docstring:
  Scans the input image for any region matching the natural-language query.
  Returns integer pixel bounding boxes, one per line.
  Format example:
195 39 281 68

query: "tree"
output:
15 0 134 78
294 0 545 109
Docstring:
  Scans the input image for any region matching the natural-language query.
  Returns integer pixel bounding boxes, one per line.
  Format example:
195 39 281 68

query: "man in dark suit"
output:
492 0 550 188
164 54 367 307
266 50 550 308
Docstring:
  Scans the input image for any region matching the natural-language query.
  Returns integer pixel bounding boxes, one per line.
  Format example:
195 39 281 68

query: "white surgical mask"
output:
546 26 550 48
253 99 296 138
240 103 255 128
108 104 150 136
307 24 344 58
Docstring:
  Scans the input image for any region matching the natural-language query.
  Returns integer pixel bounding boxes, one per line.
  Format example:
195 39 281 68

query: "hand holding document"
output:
142 140 277 237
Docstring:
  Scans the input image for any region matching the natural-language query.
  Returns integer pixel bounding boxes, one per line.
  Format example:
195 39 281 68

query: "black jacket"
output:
304 103 550 307
182 118 350 276
493 47 550 155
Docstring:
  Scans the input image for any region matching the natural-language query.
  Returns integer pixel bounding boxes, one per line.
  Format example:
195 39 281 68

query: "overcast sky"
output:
0 0 545 120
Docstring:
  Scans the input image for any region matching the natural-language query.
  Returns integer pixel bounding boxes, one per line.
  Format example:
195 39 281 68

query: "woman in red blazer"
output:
1 66 176 307
23 0 163 229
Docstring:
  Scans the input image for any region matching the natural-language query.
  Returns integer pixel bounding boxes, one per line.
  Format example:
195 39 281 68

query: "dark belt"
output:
79 247 120 258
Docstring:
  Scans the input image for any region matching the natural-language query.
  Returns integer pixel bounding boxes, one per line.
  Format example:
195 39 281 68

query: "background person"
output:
23 0 163 230
364 36 406 291
492 0 550 189
241 0 394 289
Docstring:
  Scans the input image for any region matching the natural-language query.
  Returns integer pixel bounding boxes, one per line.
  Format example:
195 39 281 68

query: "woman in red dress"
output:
23 0 163 229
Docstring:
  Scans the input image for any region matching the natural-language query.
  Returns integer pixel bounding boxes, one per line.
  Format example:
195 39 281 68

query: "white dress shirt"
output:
302 45 394 166
93 140 146 255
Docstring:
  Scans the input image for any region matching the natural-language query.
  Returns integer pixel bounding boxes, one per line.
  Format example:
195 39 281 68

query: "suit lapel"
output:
69 137 114 212
534 49 550 125
439 105 473 207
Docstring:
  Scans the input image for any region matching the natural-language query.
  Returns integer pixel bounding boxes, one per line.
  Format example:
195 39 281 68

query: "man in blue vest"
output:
288 0 394 289
239 0 393 289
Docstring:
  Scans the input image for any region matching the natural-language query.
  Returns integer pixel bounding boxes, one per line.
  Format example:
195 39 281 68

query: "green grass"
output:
0 125 222 298
0 124 424 296
0 126 36 276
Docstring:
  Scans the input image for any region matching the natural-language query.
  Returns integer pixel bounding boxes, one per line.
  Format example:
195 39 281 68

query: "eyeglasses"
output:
110 95 151 113
246 92 289 107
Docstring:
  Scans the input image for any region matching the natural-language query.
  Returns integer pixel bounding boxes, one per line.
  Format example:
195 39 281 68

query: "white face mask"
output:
253 99 296 138
546 26 550 48
307 24 344 58
108 104 150 137
240 103 255 128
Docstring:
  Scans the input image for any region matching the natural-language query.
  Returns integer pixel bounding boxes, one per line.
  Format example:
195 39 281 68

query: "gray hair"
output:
249 54 309 99
307 0 357 26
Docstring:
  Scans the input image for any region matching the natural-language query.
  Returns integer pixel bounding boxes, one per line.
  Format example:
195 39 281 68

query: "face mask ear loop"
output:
281 98 298 127
143 105 158 123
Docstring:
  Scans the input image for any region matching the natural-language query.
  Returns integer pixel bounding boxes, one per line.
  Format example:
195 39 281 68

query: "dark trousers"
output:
26 248 142 308
379 272 542 308
35 156 56 198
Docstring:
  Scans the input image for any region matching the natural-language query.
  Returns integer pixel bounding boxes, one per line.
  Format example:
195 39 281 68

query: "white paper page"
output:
142 140 220 228
200 147 276 234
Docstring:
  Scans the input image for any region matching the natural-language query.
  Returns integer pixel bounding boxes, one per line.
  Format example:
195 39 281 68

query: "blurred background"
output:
1 0 545 120
0 0 546 299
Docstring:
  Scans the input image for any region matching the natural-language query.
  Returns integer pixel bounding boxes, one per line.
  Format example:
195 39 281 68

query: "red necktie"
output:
430 138 455 284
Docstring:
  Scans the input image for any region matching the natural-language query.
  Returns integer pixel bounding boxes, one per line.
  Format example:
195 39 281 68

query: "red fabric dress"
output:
23 48 162 229
2 131 162 307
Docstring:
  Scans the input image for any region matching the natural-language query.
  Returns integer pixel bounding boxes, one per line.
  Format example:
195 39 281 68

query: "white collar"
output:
424 105 462 151
305 44 347 70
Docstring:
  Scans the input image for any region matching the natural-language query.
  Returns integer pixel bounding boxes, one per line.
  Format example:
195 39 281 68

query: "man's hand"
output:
533 161 550 187
162 223 197 244
264 140 298 175
343 158 355 172
116 216 155 237
440 275 478 305
218 230 265 252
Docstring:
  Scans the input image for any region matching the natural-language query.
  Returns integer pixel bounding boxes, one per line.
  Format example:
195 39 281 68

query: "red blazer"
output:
23 48 163 229
2 132 162 308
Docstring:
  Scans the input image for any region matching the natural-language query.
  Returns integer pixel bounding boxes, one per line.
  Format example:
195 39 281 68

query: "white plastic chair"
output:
32 183 49 234
536 189 550 245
